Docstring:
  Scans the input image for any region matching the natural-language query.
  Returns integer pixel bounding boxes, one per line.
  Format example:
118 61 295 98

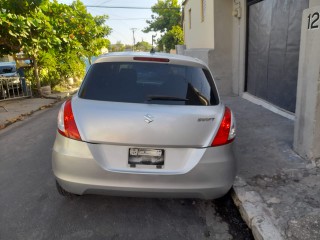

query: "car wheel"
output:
55 180 77 198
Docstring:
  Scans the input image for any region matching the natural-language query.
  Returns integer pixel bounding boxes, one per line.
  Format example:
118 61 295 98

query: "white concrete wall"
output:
294 5 320 162
184 48 210 64
183 0 214 49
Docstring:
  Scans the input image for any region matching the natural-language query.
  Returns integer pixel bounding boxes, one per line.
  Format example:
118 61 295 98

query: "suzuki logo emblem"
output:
144 114 154 123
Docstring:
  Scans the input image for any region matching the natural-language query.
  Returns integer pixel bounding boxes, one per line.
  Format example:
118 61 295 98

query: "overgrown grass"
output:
52 80 82 93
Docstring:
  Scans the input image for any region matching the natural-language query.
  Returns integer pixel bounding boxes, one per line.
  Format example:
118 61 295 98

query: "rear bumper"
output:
52 134 236 199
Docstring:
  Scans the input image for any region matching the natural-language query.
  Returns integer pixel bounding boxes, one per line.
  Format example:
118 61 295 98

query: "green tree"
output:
135 41 152 52
158 25 184 52
143 0 183 52
124 44 133 51
0 3 63 92
66 1 111 64
37 50 85 88
110 41 125 52
143 0 181 33
0 0 111 93
0 0 44 14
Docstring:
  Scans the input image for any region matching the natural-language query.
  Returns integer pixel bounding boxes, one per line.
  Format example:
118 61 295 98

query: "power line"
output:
97 0 112 5
108 18 152 20
85 5 181 10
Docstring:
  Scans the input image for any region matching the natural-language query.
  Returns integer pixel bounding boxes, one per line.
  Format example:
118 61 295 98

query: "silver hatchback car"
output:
52 52 236 199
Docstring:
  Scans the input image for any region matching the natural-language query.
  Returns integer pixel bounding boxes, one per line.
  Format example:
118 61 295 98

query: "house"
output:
0 55 14 62
182 0 320 161
182 0 320 114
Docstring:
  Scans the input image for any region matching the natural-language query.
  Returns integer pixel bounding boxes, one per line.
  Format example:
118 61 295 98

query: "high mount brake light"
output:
211 106 236 147
57 100 81 141
133 57 170 63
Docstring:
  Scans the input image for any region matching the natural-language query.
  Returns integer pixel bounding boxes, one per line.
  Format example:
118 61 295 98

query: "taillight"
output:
57 99 82 141
211 106 236 147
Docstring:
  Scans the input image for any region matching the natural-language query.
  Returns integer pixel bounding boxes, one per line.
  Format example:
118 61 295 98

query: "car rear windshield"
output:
0 65 16 74
79 62 219 106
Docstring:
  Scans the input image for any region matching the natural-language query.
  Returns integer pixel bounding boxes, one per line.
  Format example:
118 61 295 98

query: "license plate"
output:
128 148 164 166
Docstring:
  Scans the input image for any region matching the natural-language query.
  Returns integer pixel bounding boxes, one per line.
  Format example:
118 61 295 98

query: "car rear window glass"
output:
79 62 219 106
0 65 16 74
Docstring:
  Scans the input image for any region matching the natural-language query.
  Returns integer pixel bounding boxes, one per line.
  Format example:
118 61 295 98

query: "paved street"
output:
0 103 253 240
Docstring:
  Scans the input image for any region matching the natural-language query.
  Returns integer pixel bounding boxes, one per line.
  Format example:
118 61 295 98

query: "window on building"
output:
189 8 192 29
201 0 206 22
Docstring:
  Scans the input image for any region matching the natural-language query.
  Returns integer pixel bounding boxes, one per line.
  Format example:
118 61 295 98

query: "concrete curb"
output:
232 176 284 240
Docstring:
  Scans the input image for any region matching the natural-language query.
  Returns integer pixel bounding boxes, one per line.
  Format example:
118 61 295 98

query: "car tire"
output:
55 180 77 198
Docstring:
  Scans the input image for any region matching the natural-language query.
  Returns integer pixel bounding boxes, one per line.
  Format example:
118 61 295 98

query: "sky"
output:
57 0 166 45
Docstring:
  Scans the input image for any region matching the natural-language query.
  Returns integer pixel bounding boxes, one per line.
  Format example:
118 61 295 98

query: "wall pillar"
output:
294 5 320 163
232 0 246 96
175 45 186 55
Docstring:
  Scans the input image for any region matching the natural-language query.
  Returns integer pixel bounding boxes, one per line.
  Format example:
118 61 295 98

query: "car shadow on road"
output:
50 192 253 240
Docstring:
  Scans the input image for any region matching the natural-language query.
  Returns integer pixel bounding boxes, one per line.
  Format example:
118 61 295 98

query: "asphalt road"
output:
0 103 253 240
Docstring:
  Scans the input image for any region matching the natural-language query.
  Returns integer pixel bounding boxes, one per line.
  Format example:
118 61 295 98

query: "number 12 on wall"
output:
307 12 320 30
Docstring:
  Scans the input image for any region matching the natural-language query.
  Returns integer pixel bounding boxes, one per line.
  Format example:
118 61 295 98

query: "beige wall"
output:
183 0 214 49
183 0 234 95
0 55 14 62
232 0 246 95
209 0 233 95
310 0 320 7
181 0 253 96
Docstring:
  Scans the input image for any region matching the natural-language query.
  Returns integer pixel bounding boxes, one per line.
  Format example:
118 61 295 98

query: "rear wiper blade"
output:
147 95 189 101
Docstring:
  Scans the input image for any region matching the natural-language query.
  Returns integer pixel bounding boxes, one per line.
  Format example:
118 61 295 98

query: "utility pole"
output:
152 35 156 47
130 28 137 51
151 34 157 53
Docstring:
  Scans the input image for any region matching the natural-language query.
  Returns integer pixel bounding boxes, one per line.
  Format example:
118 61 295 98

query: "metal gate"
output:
0 77 32 101
246 0 309 112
